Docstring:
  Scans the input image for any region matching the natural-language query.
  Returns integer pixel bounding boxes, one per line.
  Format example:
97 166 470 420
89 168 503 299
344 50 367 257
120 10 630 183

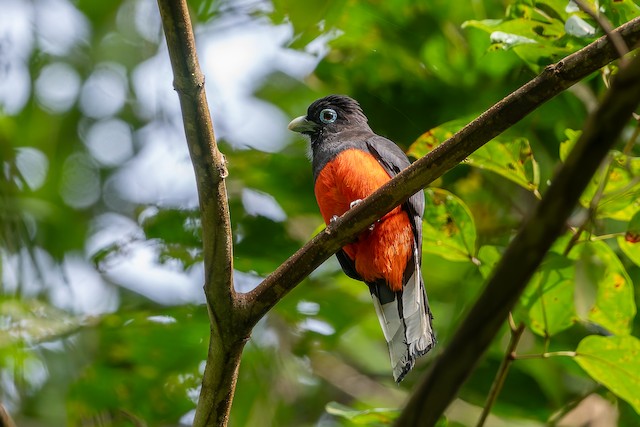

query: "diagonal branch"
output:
395 46 640 427
243 16 640 326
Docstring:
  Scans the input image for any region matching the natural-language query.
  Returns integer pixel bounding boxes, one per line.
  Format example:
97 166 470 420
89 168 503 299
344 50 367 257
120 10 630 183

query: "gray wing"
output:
365 135 425 259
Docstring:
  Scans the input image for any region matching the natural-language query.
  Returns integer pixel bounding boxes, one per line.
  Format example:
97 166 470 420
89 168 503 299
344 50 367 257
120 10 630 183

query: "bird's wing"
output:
364 135 434 382
364 135 425 259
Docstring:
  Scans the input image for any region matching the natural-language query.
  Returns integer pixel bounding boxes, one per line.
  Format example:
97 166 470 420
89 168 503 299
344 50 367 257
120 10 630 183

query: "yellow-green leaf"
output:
518 253 577 336
409 120 539 193
579 151 640 221
559 129 581 162
574 241 636 335
407 119 468 159
325 402 399 425
469 137 540 195
575 335 640 414
423 188 477 263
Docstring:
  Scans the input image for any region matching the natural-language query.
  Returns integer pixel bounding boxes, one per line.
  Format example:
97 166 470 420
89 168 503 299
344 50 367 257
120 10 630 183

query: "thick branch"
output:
395 49 640 427
244 17 640 325
156 0 234 308
157 1 242 426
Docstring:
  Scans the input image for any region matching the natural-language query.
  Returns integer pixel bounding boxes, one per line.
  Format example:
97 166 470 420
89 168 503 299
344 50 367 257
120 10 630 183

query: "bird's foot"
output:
349 199 376 231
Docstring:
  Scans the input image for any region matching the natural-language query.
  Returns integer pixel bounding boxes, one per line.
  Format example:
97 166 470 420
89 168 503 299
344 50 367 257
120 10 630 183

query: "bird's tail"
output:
369 248 435 382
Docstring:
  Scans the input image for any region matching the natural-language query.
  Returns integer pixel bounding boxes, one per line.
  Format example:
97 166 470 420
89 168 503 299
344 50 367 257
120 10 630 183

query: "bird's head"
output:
288 95 369 143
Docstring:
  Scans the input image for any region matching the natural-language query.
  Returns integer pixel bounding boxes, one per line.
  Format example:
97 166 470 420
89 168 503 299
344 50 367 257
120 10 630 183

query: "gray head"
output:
288 95 370 145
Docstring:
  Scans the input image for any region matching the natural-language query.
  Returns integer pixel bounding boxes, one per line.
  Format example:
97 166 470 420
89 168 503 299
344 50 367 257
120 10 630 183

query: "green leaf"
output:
463 15 574 70
575 335 640 414
559 129 581 162
0 298 82 347
476 245 502 279
574 241 636 335
423 188 477 263
407 118 469 159
619 210 640 267
601 0 640 27
408 120 539 193
580 151 640 221
618 235 640 267
325 402 399 425
518 253 578 336
468 137 540 195
624 209 640 244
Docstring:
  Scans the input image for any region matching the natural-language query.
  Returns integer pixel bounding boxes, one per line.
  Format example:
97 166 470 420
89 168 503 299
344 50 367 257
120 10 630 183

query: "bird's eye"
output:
319 108 337 124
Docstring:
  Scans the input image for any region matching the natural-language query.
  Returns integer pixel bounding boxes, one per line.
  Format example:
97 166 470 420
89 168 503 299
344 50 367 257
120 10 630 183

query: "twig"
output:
475 323 525 427
0 404 16 427
394 42 640 427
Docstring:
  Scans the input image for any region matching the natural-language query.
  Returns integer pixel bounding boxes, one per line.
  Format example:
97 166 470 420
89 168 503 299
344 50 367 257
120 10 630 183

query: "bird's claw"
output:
330 215 339 224
349 199 377 231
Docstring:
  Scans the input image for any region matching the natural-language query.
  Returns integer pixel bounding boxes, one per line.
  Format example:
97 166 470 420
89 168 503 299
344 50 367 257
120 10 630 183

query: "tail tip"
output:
392 339 436 383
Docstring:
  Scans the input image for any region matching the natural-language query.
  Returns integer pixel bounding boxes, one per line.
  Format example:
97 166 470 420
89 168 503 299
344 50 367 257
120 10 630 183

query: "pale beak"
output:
287 116 319 134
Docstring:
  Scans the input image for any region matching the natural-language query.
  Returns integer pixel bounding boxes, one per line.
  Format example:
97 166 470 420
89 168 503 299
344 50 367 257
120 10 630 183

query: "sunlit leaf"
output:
624 209 640 243
476 245 502 279
618 209 640 266
559 129 581 162
518 253 577 336
574 241 636 335
326 402 399 425
469 137 540 195
463 15 575 69
407 119 468 159
409 120 539 193
579 151 640 221
602 0 640 27
575 335 640 414
423 188 477 263
618 235 640 267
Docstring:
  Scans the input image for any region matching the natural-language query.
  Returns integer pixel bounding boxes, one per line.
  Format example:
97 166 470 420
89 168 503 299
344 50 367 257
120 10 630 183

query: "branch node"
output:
219 154 229 179
550 60 565 74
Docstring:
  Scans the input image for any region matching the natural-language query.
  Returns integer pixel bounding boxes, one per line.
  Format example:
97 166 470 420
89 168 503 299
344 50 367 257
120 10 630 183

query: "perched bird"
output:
288 95 435 382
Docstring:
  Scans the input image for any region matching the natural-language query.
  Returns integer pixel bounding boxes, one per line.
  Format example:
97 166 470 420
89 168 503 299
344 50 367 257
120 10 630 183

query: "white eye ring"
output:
319 108 337 124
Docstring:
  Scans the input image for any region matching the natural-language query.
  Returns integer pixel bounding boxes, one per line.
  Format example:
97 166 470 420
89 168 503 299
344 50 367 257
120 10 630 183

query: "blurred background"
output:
1 0 638 425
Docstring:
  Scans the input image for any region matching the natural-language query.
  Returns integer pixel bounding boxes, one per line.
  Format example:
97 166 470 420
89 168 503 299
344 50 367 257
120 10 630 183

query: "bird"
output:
288 94 435 382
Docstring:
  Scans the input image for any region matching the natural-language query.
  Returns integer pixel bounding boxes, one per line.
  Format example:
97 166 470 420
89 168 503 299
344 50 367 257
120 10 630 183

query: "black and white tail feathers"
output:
368 246 435 383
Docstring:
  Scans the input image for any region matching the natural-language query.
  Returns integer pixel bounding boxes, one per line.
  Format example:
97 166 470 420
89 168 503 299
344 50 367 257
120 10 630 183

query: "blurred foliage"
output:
1 0 639 426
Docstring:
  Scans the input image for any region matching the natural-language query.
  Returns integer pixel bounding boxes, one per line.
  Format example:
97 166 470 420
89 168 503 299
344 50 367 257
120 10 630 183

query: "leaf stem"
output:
514 350 577 360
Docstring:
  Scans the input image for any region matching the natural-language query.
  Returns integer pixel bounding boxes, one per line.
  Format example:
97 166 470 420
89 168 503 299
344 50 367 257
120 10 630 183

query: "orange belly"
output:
314 148 413 291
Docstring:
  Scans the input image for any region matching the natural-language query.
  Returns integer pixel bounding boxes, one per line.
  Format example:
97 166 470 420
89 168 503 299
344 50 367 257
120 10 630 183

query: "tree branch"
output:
156 1 244 426
244 17 640 326
395 47 640 427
